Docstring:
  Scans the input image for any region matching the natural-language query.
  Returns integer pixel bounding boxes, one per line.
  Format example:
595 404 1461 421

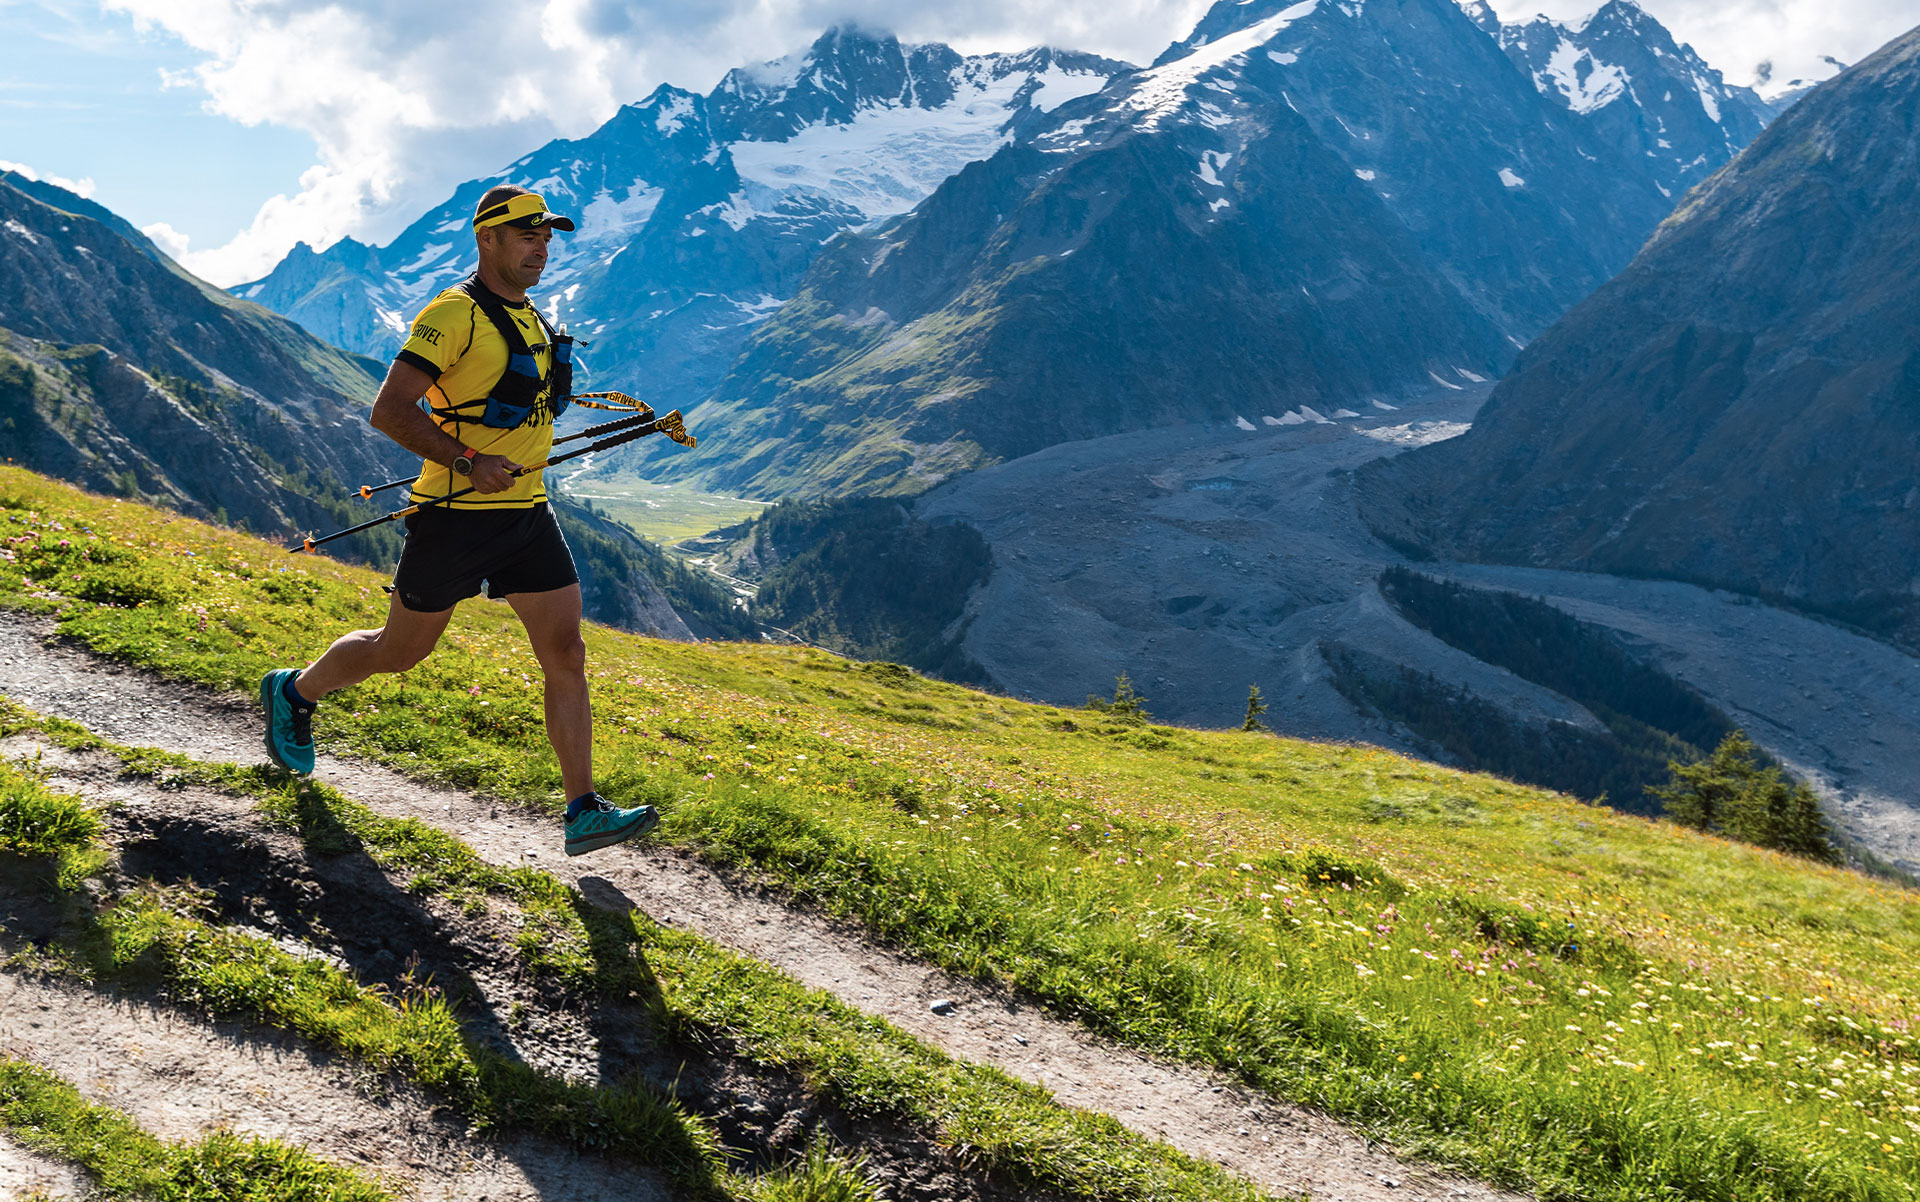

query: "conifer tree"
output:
1653 730 1761 830
1086 672 1151 722
1242 684 1270 733
1109 672 1150 721
1652 731 1839 862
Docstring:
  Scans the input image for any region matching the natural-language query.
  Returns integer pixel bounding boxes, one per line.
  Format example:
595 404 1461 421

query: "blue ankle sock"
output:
566 793 599 821
282 672 314 709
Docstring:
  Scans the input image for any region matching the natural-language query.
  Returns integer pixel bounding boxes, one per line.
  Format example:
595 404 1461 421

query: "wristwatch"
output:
451 446 478 476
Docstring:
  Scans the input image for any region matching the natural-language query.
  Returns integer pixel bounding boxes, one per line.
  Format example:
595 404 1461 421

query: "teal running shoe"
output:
260 668 316 775
565 794 659 857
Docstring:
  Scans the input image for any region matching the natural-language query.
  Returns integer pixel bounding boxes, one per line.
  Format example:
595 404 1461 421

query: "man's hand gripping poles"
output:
290 398 696 554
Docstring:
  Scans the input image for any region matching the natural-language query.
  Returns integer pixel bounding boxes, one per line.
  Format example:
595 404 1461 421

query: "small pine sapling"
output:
1241 684 1270 733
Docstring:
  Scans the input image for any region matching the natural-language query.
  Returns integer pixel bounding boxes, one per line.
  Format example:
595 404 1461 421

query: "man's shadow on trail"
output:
121 777 719 1199
574 874 685 1095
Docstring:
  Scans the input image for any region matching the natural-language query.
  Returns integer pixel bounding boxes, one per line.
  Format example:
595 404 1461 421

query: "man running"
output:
260 184 657 857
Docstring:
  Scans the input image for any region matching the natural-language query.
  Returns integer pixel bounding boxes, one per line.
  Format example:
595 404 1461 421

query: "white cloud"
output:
101 0 1212 286
141 220 191 259
0 158 97 198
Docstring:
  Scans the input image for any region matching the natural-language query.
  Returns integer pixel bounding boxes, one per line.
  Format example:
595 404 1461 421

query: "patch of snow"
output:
655 91 698 134
397 241 452 274
732 70 1034 219
1026 65 1111 112
1428 371 1464 391
1297 406 1334 424
1360 420 1471 447
1269 50 1299 65
243 283 264 298
1331 408 1361 418
3 218 39 245
1234 415 1257 431
1690 71 1722 123
1371 399 1398 410
1124 1 1320 130
578 184 665 242
709 194 757 231
1197 149 1233 186
1454 366 1487 383
434 216 466 234
1209 198 1231 212
1354 168 1376 181
1536 38 1628 114
1499 167 1526 188
734 292 785 321
1262 415 1284 426
1277 411 1307 425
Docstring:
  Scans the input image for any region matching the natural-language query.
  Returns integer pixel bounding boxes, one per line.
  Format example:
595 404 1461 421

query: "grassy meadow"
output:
557 464 771 545
2 465 1917 1201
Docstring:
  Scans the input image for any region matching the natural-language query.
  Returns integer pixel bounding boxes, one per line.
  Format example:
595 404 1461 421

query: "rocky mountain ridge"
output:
1357 25 1920 650
1490 0 1775 200
0 175 709 636
663 0 1713 499
234 30 1130 414
0 173 405 549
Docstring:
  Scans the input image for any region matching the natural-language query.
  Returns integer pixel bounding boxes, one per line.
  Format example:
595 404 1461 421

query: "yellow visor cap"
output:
472 192 576 232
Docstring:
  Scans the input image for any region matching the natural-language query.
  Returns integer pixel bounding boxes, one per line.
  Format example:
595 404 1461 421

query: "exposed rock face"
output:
673 0 1684 498
1494 0 1774 201
1358 26 1920 648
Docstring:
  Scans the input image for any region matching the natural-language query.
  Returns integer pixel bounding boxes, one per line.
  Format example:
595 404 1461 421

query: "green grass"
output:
0 1055 391 1201
558 467 771 545
0 750 107 888
3 466 1920 1200
2 713 1272 1202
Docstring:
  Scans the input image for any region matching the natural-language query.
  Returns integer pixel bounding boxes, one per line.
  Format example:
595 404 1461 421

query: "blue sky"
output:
0 2 316 251
2 0 1909 287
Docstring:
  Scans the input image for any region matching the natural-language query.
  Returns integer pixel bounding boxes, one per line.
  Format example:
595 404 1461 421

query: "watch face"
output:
453 456 473 475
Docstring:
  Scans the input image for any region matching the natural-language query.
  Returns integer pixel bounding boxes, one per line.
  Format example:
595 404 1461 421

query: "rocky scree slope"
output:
1358 24 1920 650
668 0 1692 498
235 29 1130 413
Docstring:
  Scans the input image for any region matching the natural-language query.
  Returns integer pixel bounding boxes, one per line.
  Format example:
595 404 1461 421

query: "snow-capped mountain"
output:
663 0 1693 499
1491 0 1774 199
236 29 1129 412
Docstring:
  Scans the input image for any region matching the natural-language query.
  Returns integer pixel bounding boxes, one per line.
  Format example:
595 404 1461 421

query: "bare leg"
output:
295 591 455 700
505 584 592 801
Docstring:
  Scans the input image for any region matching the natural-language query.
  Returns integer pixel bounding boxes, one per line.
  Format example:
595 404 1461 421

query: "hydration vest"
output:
432 274 574 431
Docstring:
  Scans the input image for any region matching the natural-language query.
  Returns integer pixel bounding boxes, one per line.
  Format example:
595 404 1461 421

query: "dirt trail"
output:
0 613 1525 1202
0 1129 87 1200
0 971 668 1202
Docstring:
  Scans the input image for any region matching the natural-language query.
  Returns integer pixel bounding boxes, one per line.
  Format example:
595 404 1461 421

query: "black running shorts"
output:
391 503 578 613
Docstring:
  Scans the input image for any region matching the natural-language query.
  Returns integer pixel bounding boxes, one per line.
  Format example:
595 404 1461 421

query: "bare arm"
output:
368 360 518 493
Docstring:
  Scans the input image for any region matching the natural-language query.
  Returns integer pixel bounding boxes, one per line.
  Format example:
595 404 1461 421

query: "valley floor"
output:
917 388 1920 873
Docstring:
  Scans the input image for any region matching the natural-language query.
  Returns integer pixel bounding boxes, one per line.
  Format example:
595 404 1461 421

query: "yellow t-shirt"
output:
395 282 558 510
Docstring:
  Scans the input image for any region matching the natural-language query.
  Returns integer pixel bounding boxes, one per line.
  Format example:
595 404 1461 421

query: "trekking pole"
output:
291 410 696 554
570 390 650 412
350 407 657 500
